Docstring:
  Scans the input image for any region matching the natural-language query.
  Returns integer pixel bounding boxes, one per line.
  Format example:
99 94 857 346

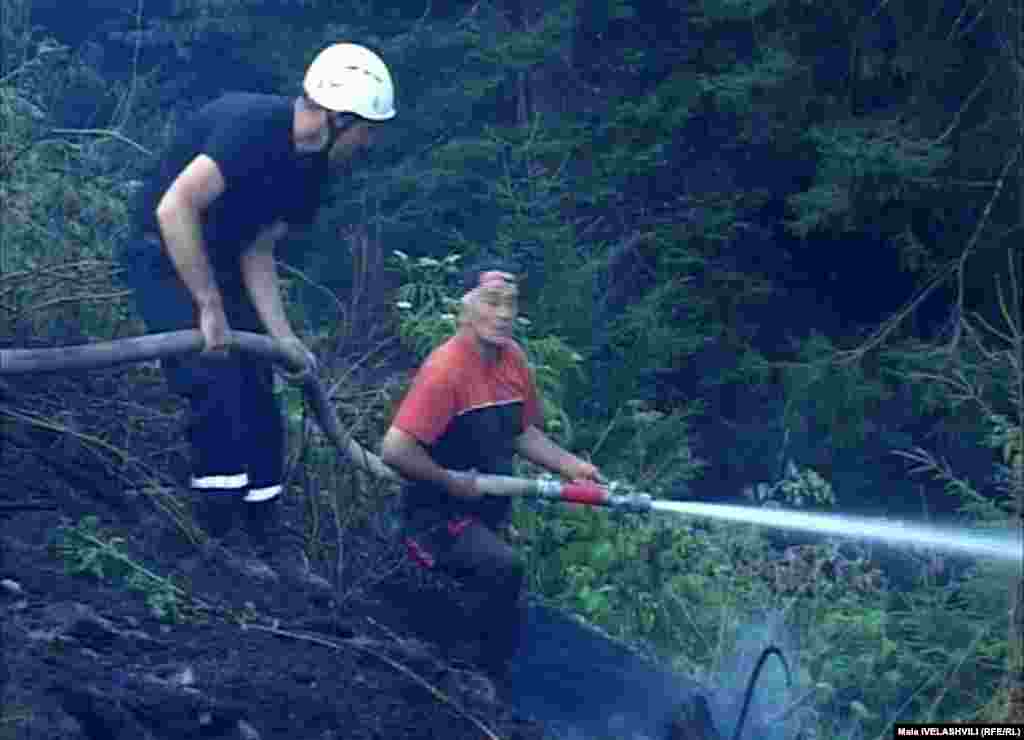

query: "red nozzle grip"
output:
560 481 609 506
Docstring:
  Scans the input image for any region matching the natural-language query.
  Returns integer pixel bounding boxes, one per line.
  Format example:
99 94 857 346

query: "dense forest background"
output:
4 0 1022 513
3 0 1023 737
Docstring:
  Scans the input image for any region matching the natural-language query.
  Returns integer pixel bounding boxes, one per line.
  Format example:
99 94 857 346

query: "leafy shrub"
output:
780 332 895 450
1 14 146 340
52 516 187 622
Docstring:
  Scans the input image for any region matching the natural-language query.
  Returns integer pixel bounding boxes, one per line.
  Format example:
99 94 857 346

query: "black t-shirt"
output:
131 92 329 272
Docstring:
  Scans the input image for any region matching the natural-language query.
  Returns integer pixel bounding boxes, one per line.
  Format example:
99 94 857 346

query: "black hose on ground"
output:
732 645 791 740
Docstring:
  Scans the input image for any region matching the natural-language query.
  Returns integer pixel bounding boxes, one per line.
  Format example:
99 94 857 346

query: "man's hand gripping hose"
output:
0 330 656 504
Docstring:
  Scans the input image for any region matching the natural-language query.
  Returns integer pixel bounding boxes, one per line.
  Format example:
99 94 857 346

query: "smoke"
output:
509 603 869 740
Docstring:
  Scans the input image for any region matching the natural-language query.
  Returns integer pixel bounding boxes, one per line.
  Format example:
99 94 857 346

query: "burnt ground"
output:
0 361 732 740
0 484 729 740
0 485 542 740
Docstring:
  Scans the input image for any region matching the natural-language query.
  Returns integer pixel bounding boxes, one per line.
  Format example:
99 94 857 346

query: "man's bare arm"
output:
514 424 600 480
239 221 294 340
155 154 226 312
380 427 479 498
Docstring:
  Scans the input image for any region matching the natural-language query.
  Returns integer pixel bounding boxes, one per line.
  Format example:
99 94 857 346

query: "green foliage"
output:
696 0 777 24
884 289 1023 523
590 207 777 415
988 413 1023 471
779 332 894 450
522 332 586 443
699 46 801 114
517 486 1010 737
52 516 187 622
430 116 600 353
515 504 720 652
390 250 464 359
883 562 1010 725
465 2 575 72
1 12 145 339
592 70 699 184
784 183 852 240
0 702 36 739
896 411 1019 526
786 121 951 238
747 459 836 508
584 401 707 492
2 1 1020 735
609 275 707 375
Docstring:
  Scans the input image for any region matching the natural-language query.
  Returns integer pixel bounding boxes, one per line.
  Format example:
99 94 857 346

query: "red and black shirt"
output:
393 331 542 528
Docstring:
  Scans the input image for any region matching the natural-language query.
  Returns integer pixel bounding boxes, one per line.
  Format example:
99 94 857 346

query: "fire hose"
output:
15 333 1021 734
0 330 652 511
3 331 797 738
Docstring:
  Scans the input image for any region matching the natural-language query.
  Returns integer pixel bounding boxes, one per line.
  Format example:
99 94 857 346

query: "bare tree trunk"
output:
346 226 386 348
499 0 536 126
499 0 576 125
516 69 531 127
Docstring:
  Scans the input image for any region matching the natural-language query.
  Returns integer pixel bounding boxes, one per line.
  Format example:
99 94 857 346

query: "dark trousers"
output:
119 234 285 534
406 515 526 666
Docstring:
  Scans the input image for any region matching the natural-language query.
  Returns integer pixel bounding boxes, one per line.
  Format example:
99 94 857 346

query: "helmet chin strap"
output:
294 105 362 160
324 117 344 154
302 112 358 158
327 112 360 151
294 100 355 156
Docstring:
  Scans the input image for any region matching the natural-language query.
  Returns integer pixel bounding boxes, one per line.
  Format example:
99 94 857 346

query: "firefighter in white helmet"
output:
303 42 396 121
119 43 395 597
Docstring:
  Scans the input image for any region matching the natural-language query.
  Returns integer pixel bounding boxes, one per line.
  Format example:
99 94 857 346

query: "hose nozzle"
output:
552 481 652 512
606 493 653 512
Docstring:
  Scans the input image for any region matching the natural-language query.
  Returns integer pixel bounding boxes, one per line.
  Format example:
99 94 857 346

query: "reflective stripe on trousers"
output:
119 234 285 489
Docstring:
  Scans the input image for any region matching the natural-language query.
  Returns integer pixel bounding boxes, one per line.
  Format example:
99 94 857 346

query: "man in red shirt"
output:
380 262 601 678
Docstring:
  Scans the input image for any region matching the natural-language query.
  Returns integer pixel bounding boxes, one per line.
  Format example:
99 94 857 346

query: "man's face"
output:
327 118 376 165
466 282 519 347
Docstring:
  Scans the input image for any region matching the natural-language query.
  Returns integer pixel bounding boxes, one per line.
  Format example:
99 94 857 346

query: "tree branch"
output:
935 66 997 145
48 128 153 157
840 144 1022 363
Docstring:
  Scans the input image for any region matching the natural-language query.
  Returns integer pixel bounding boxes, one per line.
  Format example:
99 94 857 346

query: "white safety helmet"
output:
303 43 395 121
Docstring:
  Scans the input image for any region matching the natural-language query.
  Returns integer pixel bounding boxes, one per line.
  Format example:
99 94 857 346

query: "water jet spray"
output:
4 332 1019 561
456 475 1021 563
